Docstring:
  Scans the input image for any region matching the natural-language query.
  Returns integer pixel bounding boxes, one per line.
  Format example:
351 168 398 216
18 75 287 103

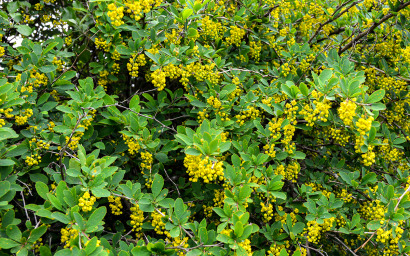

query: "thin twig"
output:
20 191 30 222
354 232 376 253
163 168 181 197
329 234 359 255
394 185 410 211
339 1 410 54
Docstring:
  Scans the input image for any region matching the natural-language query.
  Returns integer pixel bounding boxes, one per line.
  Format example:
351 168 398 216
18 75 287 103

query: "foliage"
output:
1 0 410 255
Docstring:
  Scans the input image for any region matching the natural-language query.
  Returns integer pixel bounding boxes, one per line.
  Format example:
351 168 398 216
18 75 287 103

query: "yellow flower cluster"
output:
124 0 162 21
281 63 291 77
376 226 403 256
95 37 111 52
201 16 222 39
267 242 290 256
107 3 124 27
359 200 385 220
268 118 283 140
379 139 402 163
235 105 261 125
184 154 224 183
140 151 153 169
286 162 299 182
111 63 120 74
31 138 50 150
25 154 41 166
328 128 350 146
356 116 374 136
65 36 72 46
60 227 78 248
238 239 252 255
197 109 208 123
282 124 296 154
338 100 356 126
127 54 146 77
52 57 65 72
305 217 335 243
284 100 298 125
213 189 226 208
226 26 246 47
151 210 168 236
0 108 13 119
130 204 144 237
30 70 48 88
151 69 167 91
261 202 274 222
362 145 375 166
335 189 352 203
203 205 213 217
300 94 331 126
263 143 276 158
78 191 96 212
249 40 262 61
0 46 4 58
274 207 299 225
207 96 222 109
108 196 123 215
15 109 33 125
166 237 189 256
31 237 43 253
85 239 101 247
123 135 141 155
34 3 43 10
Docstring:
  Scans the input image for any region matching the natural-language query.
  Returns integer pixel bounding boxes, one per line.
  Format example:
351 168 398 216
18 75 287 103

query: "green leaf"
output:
299 82 309 97
6 225 22 241
0 127 19 141
51 212 71 224
279 248 289 256
39 65 57 73
36 182 49 200
174 198 185 219
28 225 47 243
131 246 151 256
43 42 59 55
367 220 381 230
182 9 193 20
0 238 20 249
86 207 107 232
188 28 198 37
0 159 16 166
319 69 333 83
91 187 110 197
367 89 385 103
185 147 201 156
16 25 32 36
116 45 133 55
152 174 164 198
0 181 10 198
234 221 244 237
130 95 140 111
291 151 305 159
361 172 377 185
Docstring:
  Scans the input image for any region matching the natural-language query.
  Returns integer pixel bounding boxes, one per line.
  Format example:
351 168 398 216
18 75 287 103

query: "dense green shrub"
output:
0 0 410 255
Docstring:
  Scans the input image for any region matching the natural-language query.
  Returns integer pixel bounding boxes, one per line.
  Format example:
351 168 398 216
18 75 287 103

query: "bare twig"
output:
339 1 410 54
395 185 410 211
354 232 376 253
163 168 181 197
20 191 30 222
329 234 359 255
308 0 362 44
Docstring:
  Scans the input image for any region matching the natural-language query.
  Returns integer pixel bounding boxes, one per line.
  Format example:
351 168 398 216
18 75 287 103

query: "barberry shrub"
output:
1 0 410 255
